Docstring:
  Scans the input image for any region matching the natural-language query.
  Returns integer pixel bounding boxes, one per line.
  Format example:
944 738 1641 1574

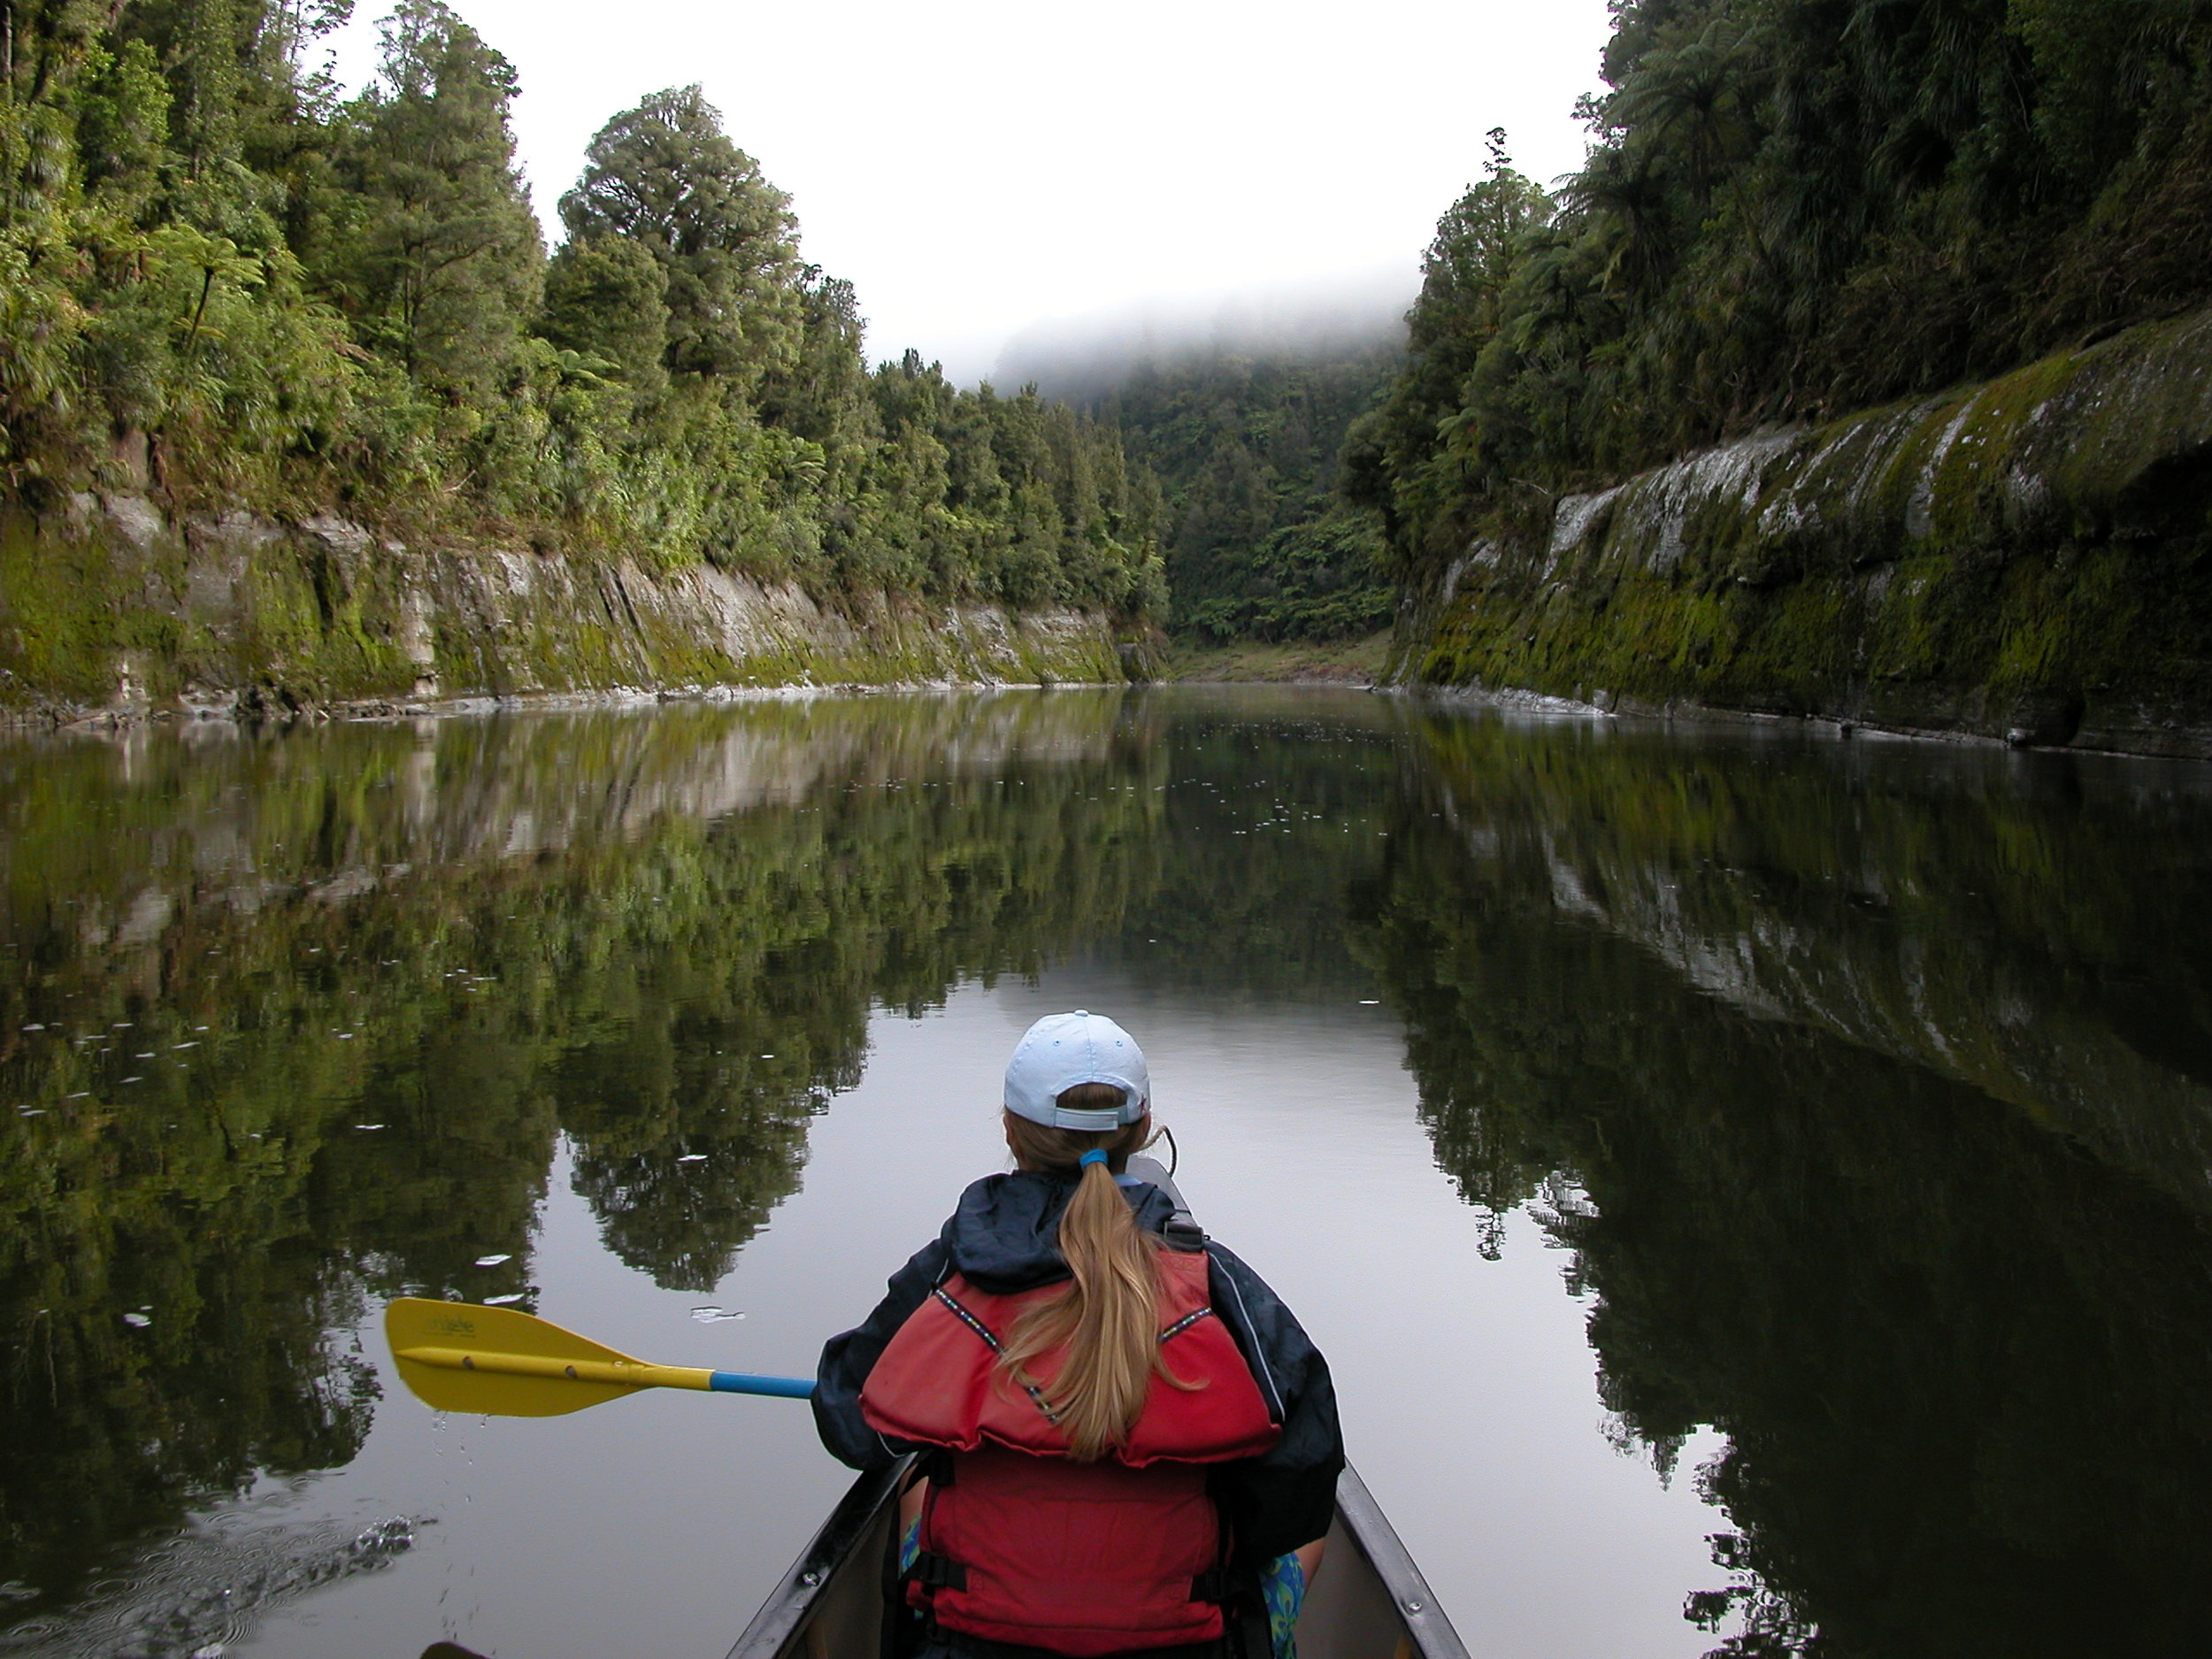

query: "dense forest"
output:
1349 1 2212 581
1090 350 1398 643
0 1 1165 618
13 0 2212 659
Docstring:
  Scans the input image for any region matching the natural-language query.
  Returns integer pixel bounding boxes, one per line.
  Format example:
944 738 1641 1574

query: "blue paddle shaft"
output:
710 1371 817 1399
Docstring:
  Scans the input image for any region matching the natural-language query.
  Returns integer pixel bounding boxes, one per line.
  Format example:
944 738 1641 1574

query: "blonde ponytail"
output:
999 1092 1195 1461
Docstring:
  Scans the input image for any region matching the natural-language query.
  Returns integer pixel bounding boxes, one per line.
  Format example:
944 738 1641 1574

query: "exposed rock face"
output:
0 500 1138 723
1397 307 2212 757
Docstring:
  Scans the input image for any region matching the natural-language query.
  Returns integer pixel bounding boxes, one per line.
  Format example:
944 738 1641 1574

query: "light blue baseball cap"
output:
1004 1010 1150 1131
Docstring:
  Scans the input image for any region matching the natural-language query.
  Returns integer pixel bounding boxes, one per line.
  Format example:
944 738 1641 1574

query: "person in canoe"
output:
813 1010 1344 1659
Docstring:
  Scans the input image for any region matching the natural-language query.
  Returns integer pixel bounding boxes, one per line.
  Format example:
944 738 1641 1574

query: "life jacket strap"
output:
933 1286 1002 1351
1159 1307 1213 1341
931 1287 1062 1426
906 1550 969 1593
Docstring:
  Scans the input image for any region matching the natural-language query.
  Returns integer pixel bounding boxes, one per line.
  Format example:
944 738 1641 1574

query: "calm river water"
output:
4 687 2212 1659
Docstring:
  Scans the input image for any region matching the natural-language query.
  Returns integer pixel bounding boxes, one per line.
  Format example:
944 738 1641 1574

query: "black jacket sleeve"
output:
1203 1241 1345 1566
812 1235 949 1470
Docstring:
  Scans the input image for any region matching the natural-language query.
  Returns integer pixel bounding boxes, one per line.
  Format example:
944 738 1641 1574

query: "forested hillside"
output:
1350 2 2212 580
0 1 1164 618
1089 349 1397 643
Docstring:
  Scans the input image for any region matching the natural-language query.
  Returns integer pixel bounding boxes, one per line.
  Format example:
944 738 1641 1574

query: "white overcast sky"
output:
329 1 1617 383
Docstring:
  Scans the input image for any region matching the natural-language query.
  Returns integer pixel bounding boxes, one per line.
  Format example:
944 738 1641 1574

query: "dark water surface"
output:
4 689 2212 1659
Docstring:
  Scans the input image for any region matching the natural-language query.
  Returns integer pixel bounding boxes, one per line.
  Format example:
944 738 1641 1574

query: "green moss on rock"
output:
1402 306 2212 756
0 503 1135 724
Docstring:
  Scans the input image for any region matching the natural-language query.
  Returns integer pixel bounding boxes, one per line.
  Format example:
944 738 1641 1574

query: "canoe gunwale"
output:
725 1457 1471 1659
726 1455 909 1659
1328 1462 1470 1659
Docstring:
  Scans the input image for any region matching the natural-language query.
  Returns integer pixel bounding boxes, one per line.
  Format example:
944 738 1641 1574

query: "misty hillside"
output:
995 270 1413 408
998 276 1410 646
1093 347 1401 643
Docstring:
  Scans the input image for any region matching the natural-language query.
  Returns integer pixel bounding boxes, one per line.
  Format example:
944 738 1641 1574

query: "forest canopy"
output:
0 0 1165 618
1349 0 2212 582
12 0 2206 644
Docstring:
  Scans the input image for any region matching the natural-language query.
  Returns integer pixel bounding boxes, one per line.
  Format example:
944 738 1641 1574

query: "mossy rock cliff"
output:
0 501 1143 722
1399 307 2212 757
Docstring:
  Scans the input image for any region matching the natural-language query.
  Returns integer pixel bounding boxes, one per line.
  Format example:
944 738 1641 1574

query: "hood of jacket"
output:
941 1170 1180 1294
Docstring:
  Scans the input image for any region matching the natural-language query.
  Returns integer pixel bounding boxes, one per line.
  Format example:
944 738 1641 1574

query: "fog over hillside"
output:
994 265 1416 407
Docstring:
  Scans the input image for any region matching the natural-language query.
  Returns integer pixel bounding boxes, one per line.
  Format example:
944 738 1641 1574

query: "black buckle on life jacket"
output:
907 1551 969 1594
1189 1569 1229 1603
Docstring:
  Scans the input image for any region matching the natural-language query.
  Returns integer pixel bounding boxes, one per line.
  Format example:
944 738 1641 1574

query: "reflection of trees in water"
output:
0 693 1186 1620
0 1240 379 1640
1105 695 1411 995
0 688 1509 1623
1363 714 2212 1656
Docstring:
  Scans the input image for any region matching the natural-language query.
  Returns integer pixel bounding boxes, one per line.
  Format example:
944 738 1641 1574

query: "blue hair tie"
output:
1078 1148 1110 1170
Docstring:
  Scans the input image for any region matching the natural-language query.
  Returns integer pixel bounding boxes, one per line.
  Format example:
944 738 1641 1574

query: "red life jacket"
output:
861 1247 1282 1656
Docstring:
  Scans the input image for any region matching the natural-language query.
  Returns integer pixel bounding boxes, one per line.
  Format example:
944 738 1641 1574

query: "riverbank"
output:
0 497 1148 728
1393 305 2212 760
1162 631 1392 685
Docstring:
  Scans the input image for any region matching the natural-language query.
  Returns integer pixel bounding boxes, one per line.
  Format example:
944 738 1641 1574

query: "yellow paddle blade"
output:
385 1298 649 1418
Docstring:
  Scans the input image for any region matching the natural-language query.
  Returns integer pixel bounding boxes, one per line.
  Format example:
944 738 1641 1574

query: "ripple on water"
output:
0 1514 420 1659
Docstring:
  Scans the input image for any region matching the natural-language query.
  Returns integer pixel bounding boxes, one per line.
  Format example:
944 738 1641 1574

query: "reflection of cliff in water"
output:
0 694 1171 1627
1409 714 2212 1207
1363 712 2212 1656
